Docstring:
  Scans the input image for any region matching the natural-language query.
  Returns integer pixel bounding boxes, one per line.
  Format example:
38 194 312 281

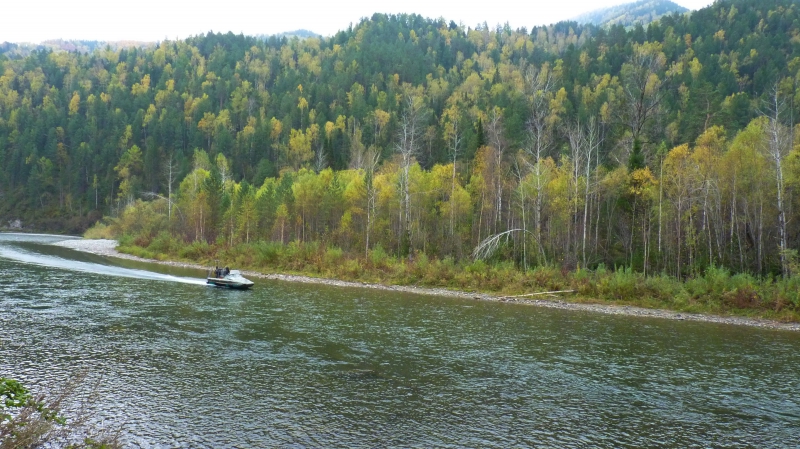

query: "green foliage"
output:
7 0 800 320
147 231 179 255
0 378 30 417
2 0 799 227
369 245 390 270
255 241 282 266
628 138 645 171
323 246 345 272
83 221 115 240
1 376 120 449
177 240 212 260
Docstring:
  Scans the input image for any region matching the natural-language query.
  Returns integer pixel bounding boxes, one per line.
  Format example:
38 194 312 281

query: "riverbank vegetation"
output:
88 216 800 321
4 0 800 319
0 376 121 449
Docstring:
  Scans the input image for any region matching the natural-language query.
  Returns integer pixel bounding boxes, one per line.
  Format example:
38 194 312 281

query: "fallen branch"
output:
503 290 576 298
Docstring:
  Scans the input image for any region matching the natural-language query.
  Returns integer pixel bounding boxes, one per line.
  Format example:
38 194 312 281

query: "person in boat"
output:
224 267 230 276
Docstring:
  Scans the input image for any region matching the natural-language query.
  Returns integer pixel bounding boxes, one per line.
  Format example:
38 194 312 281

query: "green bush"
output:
529 265 563 291
323 246 344 271
177 240 211 260
411 252 429 280
369 245 390 270
255 241 281 266
601 267 640 300
424 257 456 285
642 272 683 303
83 221 115 240
342 259 363 278
117 234 134 247
464 259 487 275
0 376 121 449
147 231 177 256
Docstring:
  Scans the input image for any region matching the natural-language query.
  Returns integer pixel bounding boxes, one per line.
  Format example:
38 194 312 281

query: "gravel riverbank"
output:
51 238 800 332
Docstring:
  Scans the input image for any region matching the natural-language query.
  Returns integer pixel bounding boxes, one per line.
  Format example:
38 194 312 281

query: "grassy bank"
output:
98 229 800 323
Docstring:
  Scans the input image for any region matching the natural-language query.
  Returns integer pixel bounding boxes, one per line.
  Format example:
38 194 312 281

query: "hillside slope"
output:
573 0 689 27
1 0 800 278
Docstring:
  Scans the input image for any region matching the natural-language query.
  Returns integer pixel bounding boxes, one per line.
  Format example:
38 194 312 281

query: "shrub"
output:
369 245 390 270
464 259 487 275
641 272 683 303
117 234 134 247
411 252 429 280
0 376 122 449
530 265 563 291
704 265 731 295
255 241 281 266
177 240 211 260
601 267 640 300
342 259 363 278
323 246 344 271
425 257 456 285
722 285 761 309
147 231 177 255
83 221 115 240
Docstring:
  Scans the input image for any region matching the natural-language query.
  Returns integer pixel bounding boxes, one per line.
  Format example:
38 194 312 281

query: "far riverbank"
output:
51 238 800 332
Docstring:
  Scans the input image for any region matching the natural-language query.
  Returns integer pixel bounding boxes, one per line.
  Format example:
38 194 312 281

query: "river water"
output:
1 233 799 448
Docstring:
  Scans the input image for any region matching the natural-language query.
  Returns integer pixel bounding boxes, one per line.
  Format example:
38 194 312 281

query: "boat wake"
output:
0 235 206 286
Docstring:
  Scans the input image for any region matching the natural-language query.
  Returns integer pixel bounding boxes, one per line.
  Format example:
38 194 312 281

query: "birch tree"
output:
395 88 427 256
762 85 792 277
523 62 560 261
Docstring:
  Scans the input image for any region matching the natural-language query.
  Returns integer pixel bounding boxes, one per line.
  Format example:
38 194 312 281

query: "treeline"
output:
3 0 800 279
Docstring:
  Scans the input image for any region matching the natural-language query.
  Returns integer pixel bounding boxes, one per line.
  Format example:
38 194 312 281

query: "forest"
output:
3 0 800 311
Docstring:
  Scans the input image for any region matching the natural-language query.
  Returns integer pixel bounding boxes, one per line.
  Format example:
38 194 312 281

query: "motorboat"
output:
207 267 254 290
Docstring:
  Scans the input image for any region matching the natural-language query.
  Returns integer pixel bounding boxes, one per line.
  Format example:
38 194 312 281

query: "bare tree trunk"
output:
658 156 663 255
676 200 682 277
582 153 590 268
365 148 379 258
758 199 764 275
487 109 507 234
524 63 558 265
395 91 426 257
760 86 792 277
730 174 736 268
513 160 528 271
449 121 462 255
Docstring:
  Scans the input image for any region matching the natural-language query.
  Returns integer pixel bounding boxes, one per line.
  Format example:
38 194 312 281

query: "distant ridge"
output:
278 29 321 39
254 29 321 41
0 31 321 57
0 39 154 57
572 0 689 28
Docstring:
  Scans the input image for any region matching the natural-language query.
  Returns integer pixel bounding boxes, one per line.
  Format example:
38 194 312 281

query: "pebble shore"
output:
52 238 800 332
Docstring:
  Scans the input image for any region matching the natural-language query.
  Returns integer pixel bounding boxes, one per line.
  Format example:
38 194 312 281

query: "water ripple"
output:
1 233 799 447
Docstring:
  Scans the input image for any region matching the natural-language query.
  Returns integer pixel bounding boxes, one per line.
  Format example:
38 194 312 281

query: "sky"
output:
4 0 716 43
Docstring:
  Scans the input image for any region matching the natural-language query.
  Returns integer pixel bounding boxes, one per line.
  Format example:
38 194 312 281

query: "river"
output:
1 233 798 448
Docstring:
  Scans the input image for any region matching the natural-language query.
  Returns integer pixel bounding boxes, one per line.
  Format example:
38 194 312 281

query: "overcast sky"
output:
4 0 715 43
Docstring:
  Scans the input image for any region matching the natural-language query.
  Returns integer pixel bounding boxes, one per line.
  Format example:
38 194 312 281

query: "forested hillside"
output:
2 0 800 280
573 0 689 28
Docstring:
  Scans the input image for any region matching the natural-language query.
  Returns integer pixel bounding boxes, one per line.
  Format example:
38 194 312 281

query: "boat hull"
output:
206 278 253 289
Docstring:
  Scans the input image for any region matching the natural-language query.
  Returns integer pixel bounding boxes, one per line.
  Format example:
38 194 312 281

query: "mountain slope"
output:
573 0 689 27
0 0 799 252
